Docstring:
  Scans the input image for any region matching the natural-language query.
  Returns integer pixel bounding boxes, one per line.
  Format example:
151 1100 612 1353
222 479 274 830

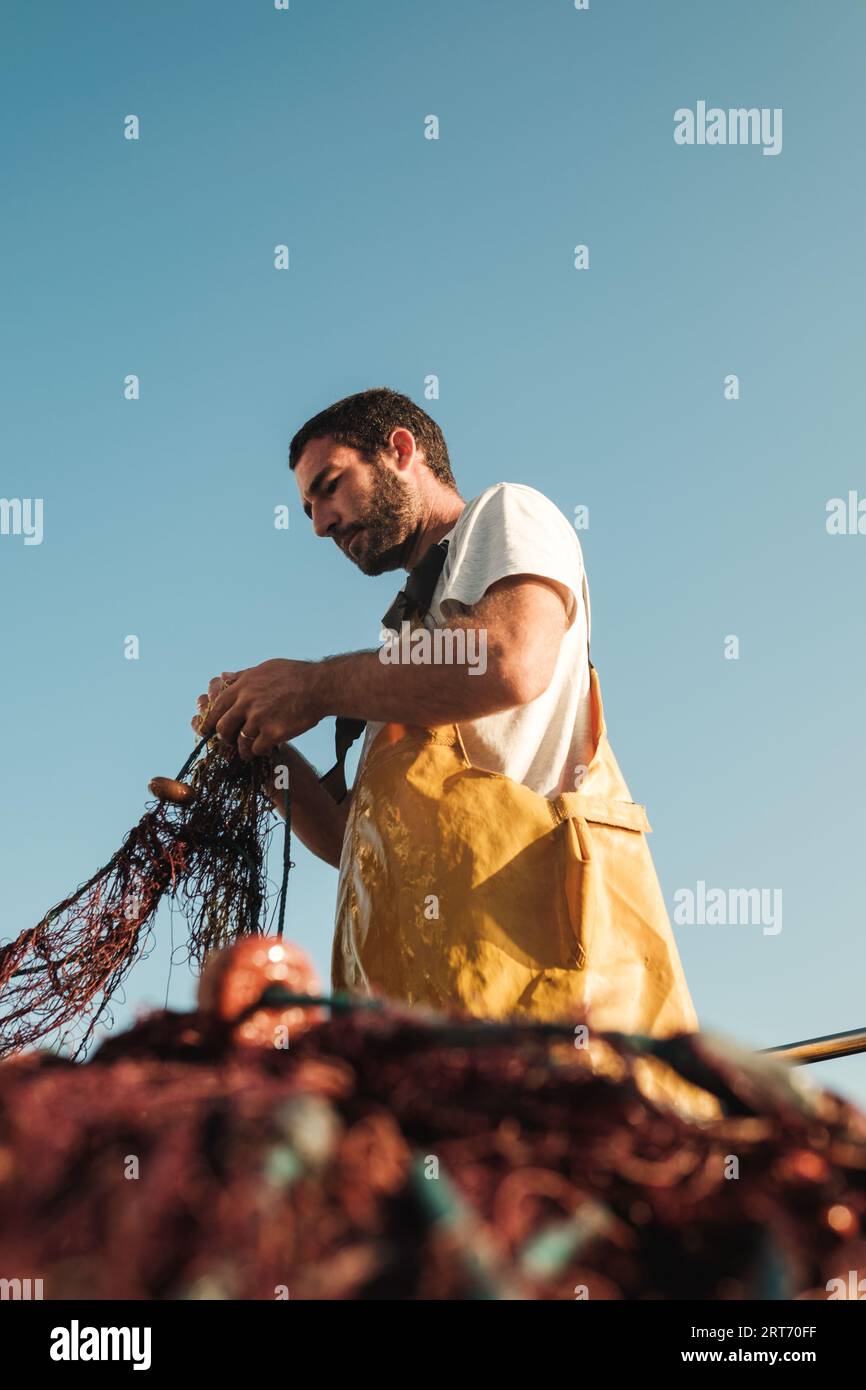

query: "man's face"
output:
294 435 421 575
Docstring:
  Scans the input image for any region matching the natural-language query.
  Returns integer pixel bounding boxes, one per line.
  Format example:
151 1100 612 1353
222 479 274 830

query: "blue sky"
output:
2 1 865 1102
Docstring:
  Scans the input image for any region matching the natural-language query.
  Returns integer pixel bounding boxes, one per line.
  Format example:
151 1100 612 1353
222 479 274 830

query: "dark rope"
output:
175 734 210 781
276 777 292 938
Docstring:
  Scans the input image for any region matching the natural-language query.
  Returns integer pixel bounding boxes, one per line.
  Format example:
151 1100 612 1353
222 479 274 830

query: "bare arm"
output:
309 575 569 726
263 579 567 870
264 742 349 870
201 575 570 766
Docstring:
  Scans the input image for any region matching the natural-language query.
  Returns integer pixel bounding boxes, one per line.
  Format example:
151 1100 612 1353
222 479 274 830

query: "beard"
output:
339 465 421 576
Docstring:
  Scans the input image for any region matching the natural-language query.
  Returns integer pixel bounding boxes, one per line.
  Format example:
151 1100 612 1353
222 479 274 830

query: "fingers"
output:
191 694 207 737
194 668 252 749
250 728 279 758
208 672 239 700
193 690 219 738
198 675 240 737
213 700 248 748
236 729 258 762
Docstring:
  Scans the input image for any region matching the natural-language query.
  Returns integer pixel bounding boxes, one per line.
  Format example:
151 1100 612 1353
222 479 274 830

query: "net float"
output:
148 776 197 806
198 936 325 1048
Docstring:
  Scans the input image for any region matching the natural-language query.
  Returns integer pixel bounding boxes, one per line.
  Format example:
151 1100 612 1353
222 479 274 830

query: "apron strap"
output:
559 566 649 832
318 714 367 804
320 538 451 803
581 562 592 663
554 792 651 833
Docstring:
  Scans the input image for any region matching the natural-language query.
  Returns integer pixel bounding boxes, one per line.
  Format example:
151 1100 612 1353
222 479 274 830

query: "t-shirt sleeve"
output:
437 483 584 628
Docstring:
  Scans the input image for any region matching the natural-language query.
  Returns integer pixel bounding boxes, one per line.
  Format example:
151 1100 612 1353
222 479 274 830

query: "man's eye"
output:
325 478 338 495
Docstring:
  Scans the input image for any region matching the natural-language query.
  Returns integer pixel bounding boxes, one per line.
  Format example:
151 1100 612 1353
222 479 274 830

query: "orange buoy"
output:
148 776 197 806
198 936 325 1049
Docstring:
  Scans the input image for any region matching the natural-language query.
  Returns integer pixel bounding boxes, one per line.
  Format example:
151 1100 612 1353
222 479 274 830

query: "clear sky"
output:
2 1 865 1102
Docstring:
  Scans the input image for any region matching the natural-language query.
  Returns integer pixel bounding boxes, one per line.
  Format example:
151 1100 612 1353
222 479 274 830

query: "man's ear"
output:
389 427 417 471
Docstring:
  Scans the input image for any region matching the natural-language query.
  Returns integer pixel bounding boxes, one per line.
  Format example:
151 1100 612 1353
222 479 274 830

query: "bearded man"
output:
195 387 704 1062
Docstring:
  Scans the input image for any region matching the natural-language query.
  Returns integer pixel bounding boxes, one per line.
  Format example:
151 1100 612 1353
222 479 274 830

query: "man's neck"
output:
404 493 465 570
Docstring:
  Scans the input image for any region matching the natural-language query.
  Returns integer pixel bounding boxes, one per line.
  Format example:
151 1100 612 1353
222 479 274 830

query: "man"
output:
196 387 704 1059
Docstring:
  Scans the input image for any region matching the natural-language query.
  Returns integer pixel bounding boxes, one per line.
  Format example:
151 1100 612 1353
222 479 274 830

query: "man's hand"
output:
192 676 230 746
195 659 324 758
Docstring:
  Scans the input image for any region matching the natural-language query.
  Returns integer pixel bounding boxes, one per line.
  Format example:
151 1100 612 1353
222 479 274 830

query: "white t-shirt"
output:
360 482 595 798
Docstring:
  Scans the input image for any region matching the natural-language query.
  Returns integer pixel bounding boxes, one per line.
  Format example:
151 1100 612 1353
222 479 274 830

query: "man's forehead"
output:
294 452 330 511
295 437 363 488
295 436 337 485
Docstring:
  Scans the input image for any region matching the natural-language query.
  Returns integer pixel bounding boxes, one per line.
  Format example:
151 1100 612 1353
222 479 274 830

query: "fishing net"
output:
0 735 287 1060
0 937 864 1301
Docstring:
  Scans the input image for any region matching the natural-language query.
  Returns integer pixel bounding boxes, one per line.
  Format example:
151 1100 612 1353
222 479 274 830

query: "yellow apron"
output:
332 624 719 1120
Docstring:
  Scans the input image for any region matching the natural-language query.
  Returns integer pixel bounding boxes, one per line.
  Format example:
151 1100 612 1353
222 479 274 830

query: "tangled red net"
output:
0 736 284 1059
0 936 864 1301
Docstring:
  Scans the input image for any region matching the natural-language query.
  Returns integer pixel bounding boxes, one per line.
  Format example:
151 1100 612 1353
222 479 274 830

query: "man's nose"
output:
312 499 340 539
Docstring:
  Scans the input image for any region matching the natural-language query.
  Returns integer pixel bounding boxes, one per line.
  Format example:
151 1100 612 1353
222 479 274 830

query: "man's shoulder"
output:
456 482 573 536
438 481 587 624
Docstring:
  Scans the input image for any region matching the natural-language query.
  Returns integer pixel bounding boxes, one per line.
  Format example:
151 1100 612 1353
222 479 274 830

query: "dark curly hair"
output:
289 387 458 490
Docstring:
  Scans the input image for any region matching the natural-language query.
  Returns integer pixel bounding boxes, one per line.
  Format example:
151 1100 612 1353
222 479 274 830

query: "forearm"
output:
266 743 349 870
310 643 521 727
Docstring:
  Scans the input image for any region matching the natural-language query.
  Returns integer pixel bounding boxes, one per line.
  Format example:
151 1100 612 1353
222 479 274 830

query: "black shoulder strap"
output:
319 538 450 803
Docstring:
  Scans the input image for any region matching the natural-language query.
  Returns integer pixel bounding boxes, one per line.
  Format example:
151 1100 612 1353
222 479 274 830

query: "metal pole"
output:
762 1026 866 1066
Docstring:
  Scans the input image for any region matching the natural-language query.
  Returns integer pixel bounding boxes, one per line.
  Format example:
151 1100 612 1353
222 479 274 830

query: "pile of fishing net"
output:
0 937 864 1301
